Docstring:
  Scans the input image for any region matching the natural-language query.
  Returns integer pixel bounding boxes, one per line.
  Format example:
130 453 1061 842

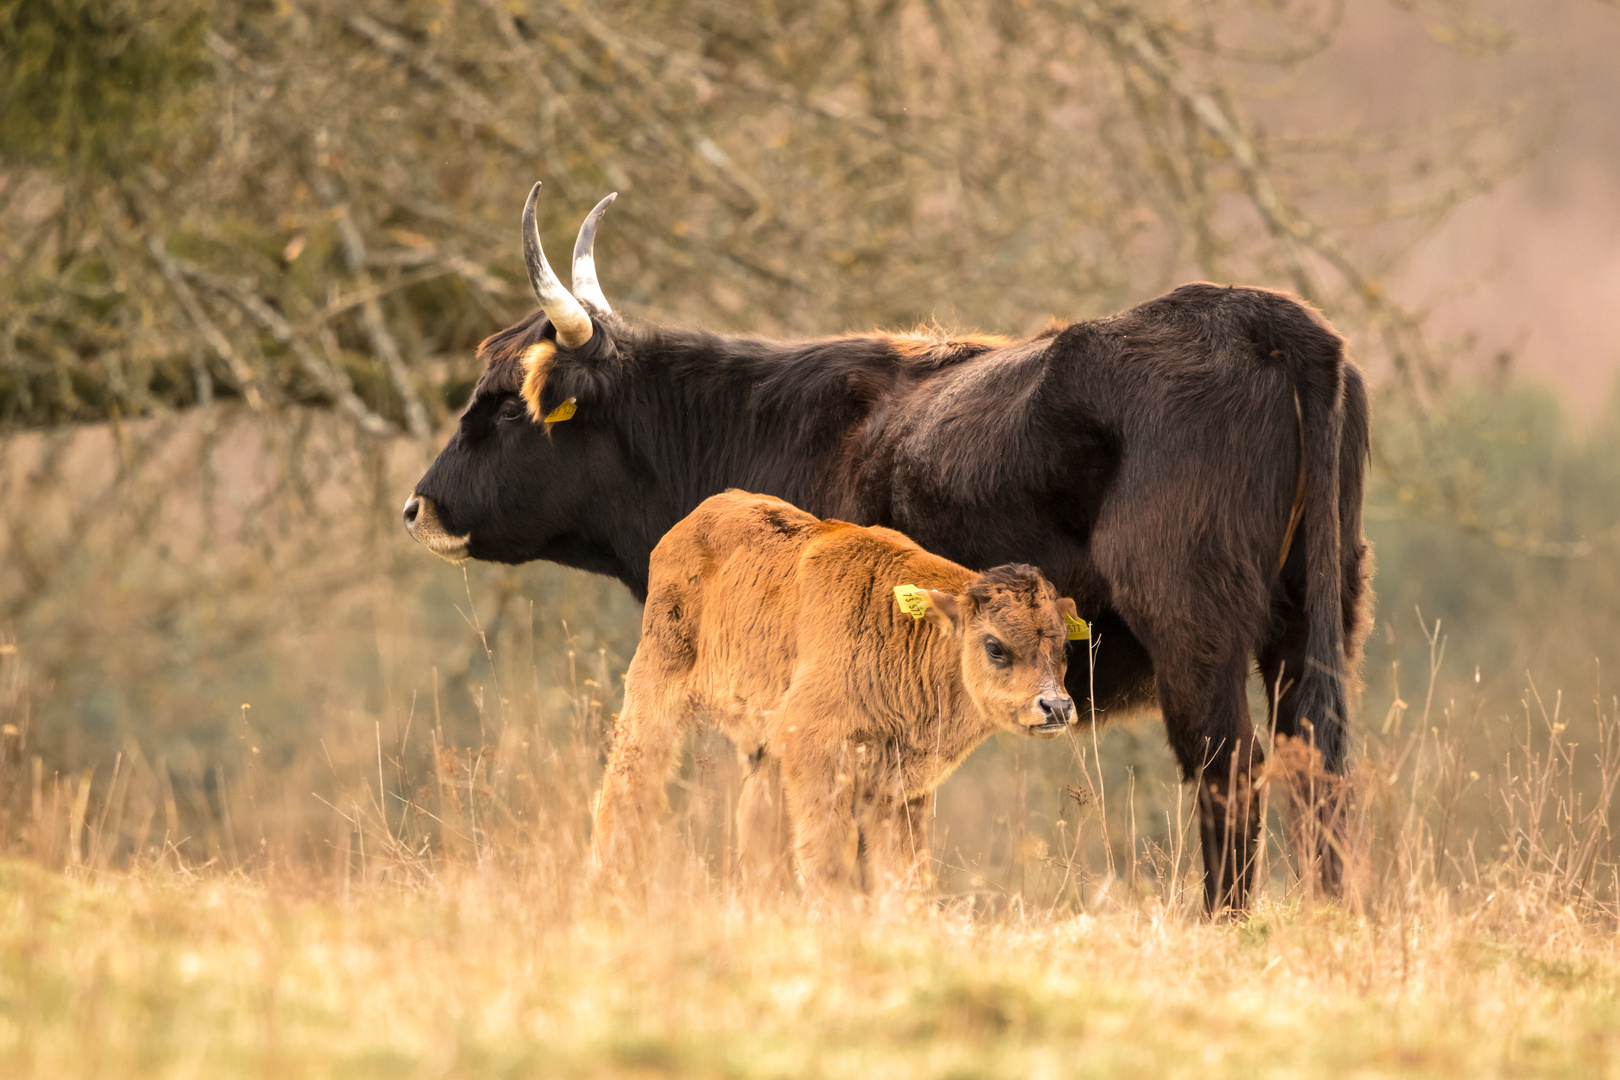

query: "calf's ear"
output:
1057 597 1078 620
922 590 962 635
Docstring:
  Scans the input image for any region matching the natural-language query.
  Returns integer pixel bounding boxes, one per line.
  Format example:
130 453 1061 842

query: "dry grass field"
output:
4 600 1619 1077
5 863 1620 1079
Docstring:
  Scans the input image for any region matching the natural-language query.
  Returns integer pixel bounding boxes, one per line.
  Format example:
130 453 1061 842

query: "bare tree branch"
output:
312 153 431 440
148 238 268 414
159 247 398 437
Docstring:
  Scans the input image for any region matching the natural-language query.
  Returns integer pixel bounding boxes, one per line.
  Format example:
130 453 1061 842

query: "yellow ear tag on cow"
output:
543 398 577 423
1064 612 1091 641
894 584 929 620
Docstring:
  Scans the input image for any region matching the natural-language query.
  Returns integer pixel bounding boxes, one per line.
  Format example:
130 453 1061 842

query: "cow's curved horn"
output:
571 192 617 315
521 182 594 349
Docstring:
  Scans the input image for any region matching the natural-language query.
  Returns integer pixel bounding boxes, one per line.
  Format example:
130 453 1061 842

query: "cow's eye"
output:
497 398 528 423
984 638 1009 667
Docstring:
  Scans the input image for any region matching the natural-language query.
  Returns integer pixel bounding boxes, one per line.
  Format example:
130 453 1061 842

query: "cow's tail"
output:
1288 320 1367 774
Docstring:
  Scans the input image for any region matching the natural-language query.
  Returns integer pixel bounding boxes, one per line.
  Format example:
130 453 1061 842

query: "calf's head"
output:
404 184 638 572
920 565 1078 737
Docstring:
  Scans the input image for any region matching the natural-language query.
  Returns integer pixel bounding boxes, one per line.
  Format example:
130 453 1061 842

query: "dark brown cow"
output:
405 185 1372 910
592 490 1078 898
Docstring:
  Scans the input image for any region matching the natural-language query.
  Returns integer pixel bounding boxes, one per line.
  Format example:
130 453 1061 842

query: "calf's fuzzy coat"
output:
592 491 1077 896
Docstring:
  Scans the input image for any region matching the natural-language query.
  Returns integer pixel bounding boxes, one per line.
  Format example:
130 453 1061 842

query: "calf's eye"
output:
984 638 1009 667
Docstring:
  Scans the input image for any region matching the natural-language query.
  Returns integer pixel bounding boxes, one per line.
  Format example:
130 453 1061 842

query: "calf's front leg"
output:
859 786 935 897
779 739 860 901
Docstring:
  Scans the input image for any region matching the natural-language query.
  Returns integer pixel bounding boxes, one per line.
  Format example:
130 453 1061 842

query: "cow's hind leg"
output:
1109 566 1266 911
1094 596 1265 909
592 657 687 886
1094 487 1271 912
1160 655 1265 913
1257 575 1347 897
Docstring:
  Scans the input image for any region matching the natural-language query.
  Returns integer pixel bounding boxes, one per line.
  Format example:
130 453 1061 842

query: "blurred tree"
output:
0 0 210 177
0 0 1543 434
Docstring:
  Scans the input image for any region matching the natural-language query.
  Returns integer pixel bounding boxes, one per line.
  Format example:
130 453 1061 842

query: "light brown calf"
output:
592 491 1079 897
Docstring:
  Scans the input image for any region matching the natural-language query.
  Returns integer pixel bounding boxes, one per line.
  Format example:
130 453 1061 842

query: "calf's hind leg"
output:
592 656 688 882
735 748 793 892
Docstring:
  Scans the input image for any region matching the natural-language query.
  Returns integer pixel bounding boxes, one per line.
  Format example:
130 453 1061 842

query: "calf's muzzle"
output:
1030 693 1077 736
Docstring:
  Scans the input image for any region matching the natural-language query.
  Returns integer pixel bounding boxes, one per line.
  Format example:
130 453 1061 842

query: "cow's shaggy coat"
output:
407 195 1372 909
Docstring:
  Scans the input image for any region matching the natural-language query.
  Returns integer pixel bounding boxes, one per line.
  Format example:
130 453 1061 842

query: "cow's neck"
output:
611 328 890 572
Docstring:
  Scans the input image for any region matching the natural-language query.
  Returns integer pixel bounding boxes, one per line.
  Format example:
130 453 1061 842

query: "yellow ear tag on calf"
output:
1064 612 1091 641
543 397 577 423
894 584 929 620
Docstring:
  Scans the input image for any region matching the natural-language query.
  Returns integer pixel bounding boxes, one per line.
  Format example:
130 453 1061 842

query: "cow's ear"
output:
922 590 961 635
